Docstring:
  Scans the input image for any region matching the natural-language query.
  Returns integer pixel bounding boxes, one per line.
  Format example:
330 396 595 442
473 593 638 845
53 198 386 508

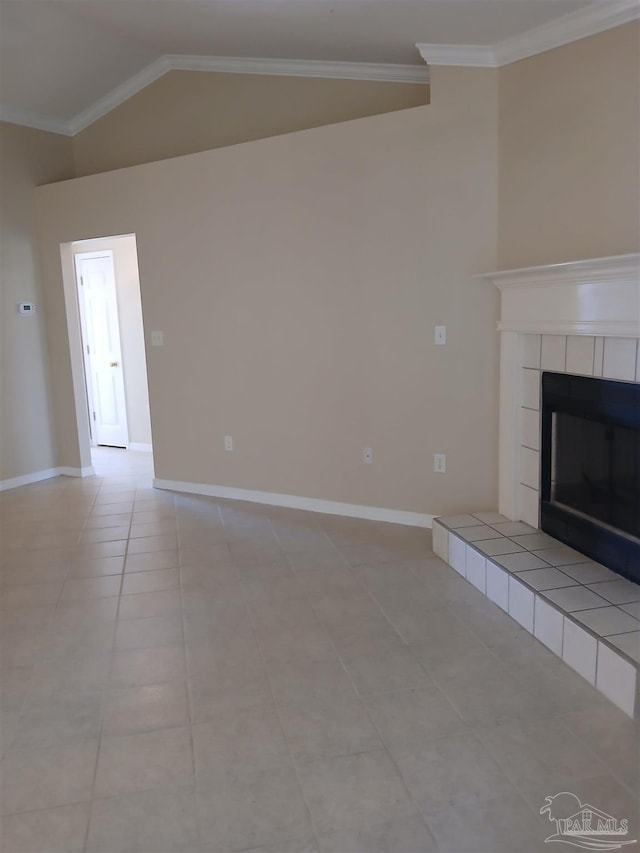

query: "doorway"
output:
71 234 152 460
75 250 128 447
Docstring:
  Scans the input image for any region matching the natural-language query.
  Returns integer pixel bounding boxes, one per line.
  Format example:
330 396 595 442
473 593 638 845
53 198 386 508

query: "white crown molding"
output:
415 44 497 68
0 107 70 136
493 0 640 66
418 0 640 68
67 54 428 135
154 477 433 528
167 53 430 84
68 56 173 135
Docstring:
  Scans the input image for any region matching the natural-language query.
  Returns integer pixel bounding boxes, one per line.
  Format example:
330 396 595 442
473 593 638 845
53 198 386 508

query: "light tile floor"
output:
1 448 638 852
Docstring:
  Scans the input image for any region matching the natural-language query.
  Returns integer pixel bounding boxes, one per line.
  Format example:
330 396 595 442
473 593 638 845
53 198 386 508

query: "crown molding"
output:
418 0 640 68
415 44 497 68
167 53 430 84
0 107 71 136
493 0 640 66
68 56 172 134
67 54 428 135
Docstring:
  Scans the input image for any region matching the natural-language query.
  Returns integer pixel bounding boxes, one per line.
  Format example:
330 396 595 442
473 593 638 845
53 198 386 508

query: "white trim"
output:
480 254 640 290
0 465 95 491
68 56 172 135
129 443 153 453
68 54 429 135
488 253 640 527
0 107 70 136
417 0 640 68
58 466 96 478
0 468 62 492
167 54 430 83
153 478 433 528
493 0 640 66
415 44 497 68
497 320 640 337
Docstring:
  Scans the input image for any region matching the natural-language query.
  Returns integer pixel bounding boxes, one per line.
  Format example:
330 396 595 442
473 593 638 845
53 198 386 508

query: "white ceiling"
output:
0 0 635 133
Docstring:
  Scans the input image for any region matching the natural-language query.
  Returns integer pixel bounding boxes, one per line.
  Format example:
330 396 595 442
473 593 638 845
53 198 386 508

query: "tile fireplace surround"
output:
436 254 640 717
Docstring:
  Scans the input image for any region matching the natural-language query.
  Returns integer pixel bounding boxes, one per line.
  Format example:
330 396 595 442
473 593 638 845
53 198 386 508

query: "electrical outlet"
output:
434 453 446 473
434 326 446 345
363 447 373 464
224 435 233 452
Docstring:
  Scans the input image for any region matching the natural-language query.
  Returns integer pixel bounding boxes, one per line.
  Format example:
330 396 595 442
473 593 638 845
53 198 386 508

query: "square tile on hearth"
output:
532 546 589 566
440 515 479 529
456 525 504 542
606 632 640 665
560 562 620 584
472 512 509 525
514 567 577 591
494 552 551 572
490 521 537 537
620 602 640 619
542 586 609 612
509 532 558 550
475 539 524 557
573 606 640 638
586 579 640 605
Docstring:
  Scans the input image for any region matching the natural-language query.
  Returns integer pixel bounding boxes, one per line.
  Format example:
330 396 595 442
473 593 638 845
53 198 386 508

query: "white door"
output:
75 252 129 448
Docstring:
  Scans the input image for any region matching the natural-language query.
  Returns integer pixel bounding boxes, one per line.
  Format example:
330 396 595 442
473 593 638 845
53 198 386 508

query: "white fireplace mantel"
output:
480 253 640 338
480 253 640 521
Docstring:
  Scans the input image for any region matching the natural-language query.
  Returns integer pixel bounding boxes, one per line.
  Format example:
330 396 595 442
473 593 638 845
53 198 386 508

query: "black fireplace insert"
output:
540 372 640 583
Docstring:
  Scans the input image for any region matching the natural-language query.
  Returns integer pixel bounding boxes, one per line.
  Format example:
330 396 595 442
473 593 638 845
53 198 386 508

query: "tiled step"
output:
433 513 640 718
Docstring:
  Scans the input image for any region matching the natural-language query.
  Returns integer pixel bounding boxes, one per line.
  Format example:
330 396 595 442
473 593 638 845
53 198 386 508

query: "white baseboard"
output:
129 443 153 453
0 467 62 492
59 466 95 478
153 477 433 528
0 465 97 491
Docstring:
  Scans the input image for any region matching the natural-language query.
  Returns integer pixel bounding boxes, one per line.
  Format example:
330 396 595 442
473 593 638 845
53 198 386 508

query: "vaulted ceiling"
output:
1 0 636 134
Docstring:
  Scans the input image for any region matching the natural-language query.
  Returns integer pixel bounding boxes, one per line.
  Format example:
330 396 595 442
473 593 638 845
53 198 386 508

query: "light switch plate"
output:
434 326 446 345
151 331 164 346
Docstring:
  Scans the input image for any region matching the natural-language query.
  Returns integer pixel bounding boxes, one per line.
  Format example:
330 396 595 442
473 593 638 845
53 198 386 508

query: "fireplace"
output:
540 372 640 582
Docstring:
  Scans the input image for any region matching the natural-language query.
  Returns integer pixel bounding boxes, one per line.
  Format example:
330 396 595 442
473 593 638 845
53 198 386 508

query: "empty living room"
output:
1 1 639 851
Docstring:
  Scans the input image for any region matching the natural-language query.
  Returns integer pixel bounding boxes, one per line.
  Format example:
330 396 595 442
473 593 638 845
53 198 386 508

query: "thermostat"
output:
18 303 35 315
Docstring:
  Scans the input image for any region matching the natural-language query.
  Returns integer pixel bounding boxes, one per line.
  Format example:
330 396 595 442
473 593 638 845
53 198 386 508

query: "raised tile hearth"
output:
433 513 640 718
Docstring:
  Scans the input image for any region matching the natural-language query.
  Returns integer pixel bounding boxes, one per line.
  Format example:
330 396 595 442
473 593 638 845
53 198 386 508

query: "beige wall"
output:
499 22 640 269
72 235 152 448
0 122 75 482
72 71 429 177
37 67 499 517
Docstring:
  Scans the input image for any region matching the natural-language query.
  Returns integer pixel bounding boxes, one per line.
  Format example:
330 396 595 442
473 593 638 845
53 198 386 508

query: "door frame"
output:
74 249 130 449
